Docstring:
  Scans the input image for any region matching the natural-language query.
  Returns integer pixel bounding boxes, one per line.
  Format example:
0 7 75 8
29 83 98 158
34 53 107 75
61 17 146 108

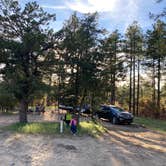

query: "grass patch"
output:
134 117 166 133
5 122 60 134
79 120 107 137
4 120 107 136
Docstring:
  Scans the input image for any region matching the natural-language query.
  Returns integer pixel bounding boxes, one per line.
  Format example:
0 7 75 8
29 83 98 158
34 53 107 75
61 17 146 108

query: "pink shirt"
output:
70 119 77 126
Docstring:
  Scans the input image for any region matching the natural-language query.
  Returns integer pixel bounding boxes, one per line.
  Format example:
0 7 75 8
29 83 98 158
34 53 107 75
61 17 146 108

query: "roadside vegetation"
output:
134 117 166 133
3 121 107 137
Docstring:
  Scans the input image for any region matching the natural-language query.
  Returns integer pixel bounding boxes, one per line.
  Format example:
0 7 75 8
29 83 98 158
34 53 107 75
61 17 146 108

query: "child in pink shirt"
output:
70 117 77 135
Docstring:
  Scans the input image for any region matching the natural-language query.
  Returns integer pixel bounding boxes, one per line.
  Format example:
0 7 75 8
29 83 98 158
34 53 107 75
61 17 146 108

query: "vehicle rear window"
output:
111 107 124 112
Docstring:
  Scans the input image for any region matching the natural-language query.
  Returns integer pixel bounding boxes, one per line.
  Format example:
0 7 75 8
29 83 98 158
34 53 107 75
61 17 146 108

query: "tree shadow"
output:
101 124 166 154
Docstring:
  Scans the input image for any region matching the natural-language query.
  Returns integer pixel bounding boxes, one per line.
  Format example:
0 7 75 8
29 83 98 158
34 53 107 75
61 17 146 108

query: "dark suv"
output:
97 105 134 124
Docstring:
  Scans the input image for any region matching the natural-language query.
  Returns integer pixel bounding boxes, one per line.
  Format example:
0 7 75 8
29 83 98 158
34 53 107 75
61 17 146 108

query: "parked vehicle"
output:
59 104 91 114
80 108 91 114
80 104 91 114
59 105 74 111
96 105 134 124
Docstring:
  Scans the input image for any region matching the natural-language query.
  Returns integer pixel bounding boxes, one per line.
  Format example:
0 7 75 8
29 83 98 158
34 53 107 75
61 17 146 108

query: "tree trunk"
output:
110 39 117 105
78 89 86 124
152 58 156 104
112 42 117 105
19 98 28 123
90 92 95 118
157 56 161 110
74 64 80 124
129 55 133 113
75 64 79 107
136 58 140 116
133 39 136 116
110 73 115 105
112 74 116 105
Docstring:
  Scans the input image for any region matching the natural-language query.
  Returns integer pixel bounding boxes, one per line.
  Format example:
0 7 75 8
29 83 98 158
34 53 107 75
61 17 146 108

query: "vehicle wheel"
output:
112 117 118 124
127 122 131 125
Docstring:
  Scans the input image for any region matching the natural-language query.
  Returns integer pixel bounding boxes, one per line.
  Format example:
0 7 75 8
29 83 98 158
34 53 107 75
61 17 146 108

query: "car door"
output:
109 108 114 120
103 107 111 119
100 106 106 118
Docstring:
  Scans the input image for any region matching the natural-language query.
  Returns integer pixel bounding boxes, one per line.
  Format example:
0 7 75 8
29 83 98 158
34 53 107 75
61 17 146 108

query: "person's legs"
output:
66 120 70 126
74 126 77 134
71 125 74 134
71 125 77 134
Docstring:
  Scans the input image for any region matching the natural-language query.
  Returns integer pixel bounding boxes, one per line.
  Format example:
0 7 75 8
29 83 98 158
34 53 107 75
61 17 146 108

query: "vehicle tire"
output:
112 117 118 124
127 122 131 125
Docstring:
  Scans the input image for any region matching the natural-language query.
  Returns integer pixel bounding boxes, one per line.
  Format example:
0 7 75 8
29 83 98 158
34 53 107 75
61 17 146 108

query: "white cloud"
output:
42 0 140 22
65 0 118 13
42 5 67 10
122 0 139 32
64 0 140 31
41 0 153 33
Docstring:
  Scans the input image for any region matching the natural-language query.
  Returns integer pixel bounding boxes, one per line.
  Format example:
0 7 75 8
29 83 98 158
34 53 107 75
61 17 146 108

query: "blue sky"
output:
19 0 165 34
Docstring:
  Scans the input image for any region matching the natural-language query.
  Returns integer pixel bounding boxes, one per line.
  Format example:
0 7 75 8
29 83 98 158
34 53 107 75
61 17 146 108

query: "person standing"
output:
64 111 72 126
70 116 77 135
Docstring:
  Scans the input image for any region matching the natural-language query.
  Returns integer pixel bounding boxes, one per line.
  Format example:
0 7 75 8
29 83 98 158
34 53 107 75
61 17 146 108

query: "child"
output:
70 116 77 135
64 111 72 126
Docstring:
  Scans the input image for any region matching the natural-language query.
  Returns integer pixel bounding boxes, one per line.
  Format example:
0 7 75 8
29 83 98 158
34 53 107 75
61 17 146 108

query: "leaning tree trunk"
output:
19 98 28 123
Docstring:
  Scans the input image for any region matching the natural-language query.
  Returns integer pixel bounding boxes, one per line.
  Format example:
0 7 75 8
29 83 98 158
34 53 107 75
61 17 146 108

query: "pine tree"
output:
125 21 143 115
0 0 56 122
101 30 126 105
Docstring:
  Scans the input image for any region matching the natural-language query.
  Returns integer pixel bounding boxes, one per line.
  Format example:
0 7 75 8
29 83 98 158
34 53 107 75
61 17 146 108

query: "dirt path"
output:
0 112 59 127
0 114 166 166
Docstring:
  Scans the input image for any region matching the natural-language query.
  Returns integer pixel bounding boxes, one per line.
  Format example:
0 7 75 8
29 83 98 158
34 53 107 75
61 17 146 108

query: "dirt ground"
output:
0 112 166 166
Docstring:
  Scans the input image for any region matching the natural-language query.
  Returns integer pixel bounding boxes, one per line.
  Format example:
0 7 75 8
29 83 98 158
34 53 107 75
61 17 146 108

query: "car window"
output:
104 108 110 112
101 106 110 111
111 107 124 113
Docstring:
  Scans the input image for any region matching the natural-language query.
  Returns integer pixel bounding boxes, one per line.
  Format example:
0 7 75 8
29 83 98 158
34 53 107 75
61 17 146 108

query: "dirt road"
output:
0 114 165 166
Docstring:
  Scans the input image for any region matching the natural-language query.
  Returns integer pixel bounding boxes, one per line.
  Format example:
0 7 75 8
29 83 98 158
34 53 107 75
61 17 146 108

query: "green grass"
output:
4 120 107 137
5 122 60 134
79 121 107 137
134 117 166 133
